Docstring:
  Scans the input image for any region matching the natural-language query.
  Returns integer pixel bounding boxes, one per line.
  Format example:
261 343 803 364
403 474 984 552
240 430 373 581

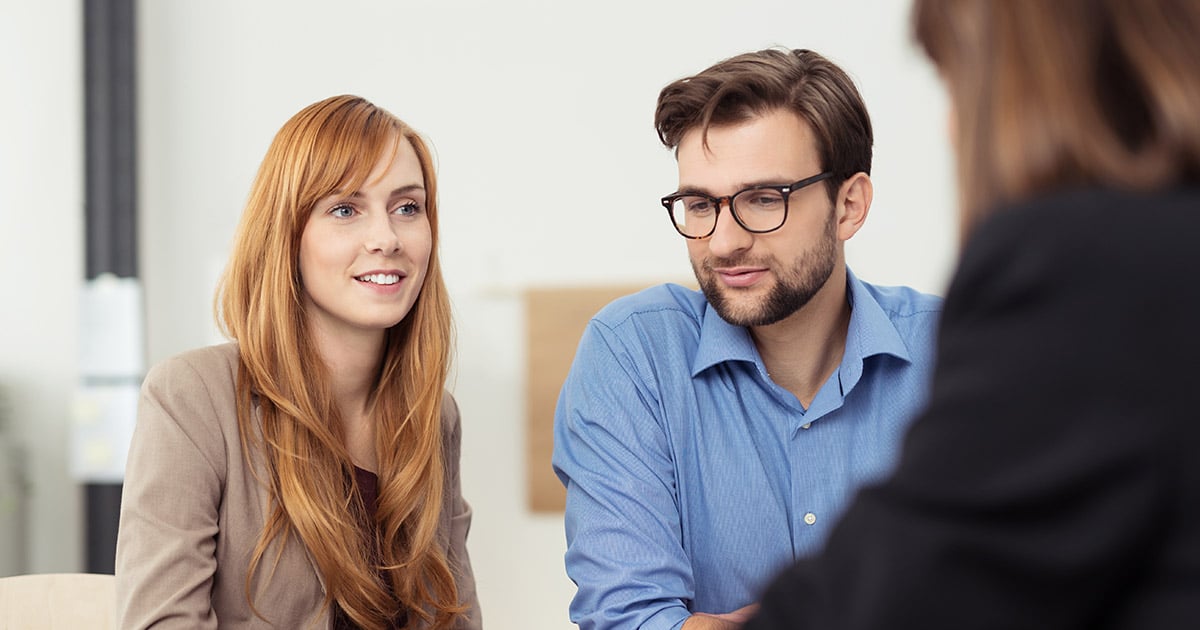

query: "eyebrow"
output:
336 183 426 199
676 178 792 196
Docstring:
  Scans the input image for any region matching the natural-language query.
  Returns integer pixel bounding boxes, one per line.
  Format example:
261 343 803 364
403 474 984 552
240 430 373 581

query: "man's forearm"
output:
682 614 741 630
683 604 760 629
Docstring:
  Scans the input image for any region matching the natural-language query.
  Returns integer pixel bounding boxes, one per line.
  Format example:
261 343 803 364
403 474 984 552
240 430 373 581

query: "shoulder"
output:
144 342 240 391
438 392 467 481
933 186 1200 435
440 390 462 436
981 185 1199 227
140 343 240 430
439 390 467 461
590 283 706 332
133 344 240 476
965 187 1200 275
851 275 943 346
950 187 1200 320
941 186 1200 391
856 281 943 319
576 284 709 370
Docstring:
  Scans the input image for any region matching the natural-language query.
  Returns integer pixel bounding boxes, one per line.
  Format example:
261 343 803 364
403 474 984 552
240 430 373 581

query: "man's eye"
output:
686 198 715 214
745 192 784 208
329 204 355 218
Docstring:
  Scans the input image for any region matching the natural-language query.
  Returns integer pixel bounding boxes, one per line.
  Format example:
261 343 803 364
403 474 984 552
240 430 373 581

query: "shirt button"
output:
803 512 817 525
801 423 812 430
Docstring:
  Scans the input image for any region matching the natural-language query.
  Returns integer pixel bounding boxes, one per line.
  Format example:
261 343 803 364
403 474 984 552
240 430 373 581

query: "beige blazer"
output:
115 343 481 629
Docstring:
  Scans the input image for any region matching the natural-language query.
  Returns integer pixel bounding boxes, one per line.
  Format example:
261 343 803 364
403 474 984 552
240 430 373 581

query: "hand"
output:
683 603 761 629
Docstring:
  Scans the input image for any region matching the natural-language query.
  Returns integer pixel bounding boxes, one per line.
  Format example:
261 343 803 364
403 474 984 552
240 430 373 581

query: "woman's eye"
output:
329 204 355 218
394 202 420 217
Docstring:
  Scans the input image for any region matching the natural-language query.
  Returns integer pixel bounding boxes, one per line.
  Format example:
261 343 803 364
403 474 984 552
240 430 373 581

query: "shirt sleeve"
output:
115 357 226 629
552 319 694 630
745 200 1185 630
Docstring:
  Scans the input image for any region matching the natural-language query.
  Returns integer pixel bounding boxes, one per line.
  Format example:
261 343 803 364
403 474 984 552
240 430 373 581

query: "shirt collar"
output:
692 299 759 377
691 268 913 379
844 267 913 364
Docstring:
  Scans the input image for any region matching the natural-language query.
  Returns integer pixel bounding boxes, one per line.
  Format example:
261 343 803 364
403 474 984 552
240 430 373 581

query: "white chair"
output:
0 573 115 629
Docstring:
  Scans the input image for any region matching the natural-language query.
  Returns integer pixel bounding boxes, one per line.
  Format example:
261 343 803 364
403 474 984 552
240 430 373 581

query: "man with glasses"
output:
553 48 942 629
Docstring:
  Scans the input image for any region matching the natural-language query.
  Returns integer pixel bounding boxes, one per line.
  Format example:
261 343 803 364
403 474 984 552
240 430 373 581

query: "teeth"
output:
358 273 401 285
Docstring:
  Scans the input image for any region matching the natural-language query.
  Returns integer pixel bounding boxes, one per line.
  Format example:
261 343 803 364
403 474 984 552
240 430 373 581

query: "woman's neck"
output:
309 324 385 470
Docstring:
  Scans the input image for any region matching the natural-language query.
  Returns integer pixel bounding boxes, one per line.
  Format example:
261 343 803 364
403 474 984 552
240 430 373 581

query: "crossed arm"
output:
554 321 762 629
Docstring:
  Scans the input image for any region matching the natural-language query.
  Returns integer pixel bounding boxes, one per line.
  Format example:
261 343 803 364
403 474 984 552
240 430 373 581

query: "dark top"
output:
745 187 1200 629
332 466 396 630
354 466 381 523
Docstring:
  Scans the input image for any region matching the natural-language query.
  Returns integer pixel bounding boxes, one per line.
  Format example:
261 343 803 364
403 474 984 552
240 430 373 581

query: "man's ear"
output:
835 172 873 241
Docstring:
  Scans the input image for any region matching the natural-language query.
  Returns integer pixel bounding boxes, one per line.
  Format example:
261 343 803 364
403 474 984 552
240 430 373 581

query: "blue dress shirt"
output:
553 269 942 630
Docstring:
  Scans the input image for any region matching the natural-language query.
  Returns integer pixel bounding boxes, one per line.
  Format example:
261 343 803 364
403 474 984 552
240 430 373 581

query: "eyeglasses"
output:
660 172 834 239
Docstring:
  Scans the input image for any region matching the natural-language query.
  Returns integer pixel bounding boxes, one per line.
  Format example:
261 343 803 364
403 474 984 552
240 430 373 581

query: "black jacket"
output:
746 187 1200 629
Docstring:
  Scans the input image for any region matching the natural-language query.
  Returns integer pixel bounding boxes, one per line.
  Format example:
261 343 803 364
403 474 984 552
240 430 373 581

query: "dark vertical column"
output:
82 0 137 575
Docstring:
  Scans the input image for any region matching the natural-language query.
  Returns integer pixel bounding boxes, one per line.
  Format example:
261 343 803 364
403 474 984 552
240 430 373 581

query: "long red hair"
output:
216 94 463 629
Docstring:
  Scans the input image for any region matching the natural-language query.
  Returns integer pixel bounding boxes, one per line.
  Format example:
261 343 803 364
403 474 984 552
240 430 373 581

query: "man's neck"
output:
750 267 851 408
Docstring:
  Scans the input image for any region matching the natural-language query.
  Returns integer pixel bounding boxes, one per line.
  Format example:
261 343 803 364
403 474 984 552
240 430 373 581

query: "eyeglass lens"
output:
669 188 787 237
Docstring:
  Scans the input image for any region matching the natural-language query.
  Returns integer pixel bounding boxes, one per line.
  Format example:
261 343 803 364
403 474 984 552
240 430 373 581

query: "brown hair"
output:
216 95 463 629
914 0 1200 238
654 48 874 202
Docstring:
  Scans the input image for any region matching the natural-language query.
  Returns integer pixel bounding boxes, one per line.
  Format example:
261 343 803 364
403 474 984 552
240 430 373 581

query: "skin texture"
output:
679 112 840 329
298 136 433 469
299 137 432 347
686 604 763 629
677 108 873 408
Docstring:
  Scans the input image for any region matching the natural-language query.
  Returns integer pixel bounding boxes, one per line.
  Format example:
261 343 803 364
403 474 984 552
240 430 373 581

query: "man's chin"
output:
702 286 768 326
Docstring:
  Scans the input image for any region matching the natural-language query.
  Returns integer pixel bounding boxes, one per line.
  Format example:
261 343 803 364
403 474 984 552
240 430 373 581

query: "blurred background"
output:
0 1 955 628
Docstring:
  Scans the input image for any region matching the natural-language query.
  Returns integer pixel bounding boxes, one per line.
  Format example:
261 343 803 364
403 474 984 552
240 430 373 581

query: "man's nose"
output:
706 202 753 258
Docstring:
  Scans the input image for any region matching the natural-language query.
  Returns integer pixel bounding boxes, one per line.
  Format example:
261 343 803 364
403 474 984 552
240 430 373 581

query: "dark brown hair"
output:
914 0 1200 238
654 48 873 202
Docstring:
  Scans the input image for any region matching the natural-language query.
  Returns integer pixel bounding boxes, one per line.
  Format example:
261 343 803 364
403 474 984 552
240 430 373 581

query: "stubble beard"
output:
694 211 839 327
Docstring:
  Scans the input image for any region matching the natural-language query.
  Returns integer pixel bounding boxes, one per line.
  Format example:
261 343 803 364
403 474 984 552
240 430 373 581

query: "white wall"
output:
3 0 955 628
0 0 84 574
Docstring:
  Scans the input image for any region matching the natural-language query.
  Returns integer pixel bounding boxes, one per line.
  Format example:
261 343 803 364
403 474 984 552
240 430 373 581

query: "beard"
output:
693 210 838 327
